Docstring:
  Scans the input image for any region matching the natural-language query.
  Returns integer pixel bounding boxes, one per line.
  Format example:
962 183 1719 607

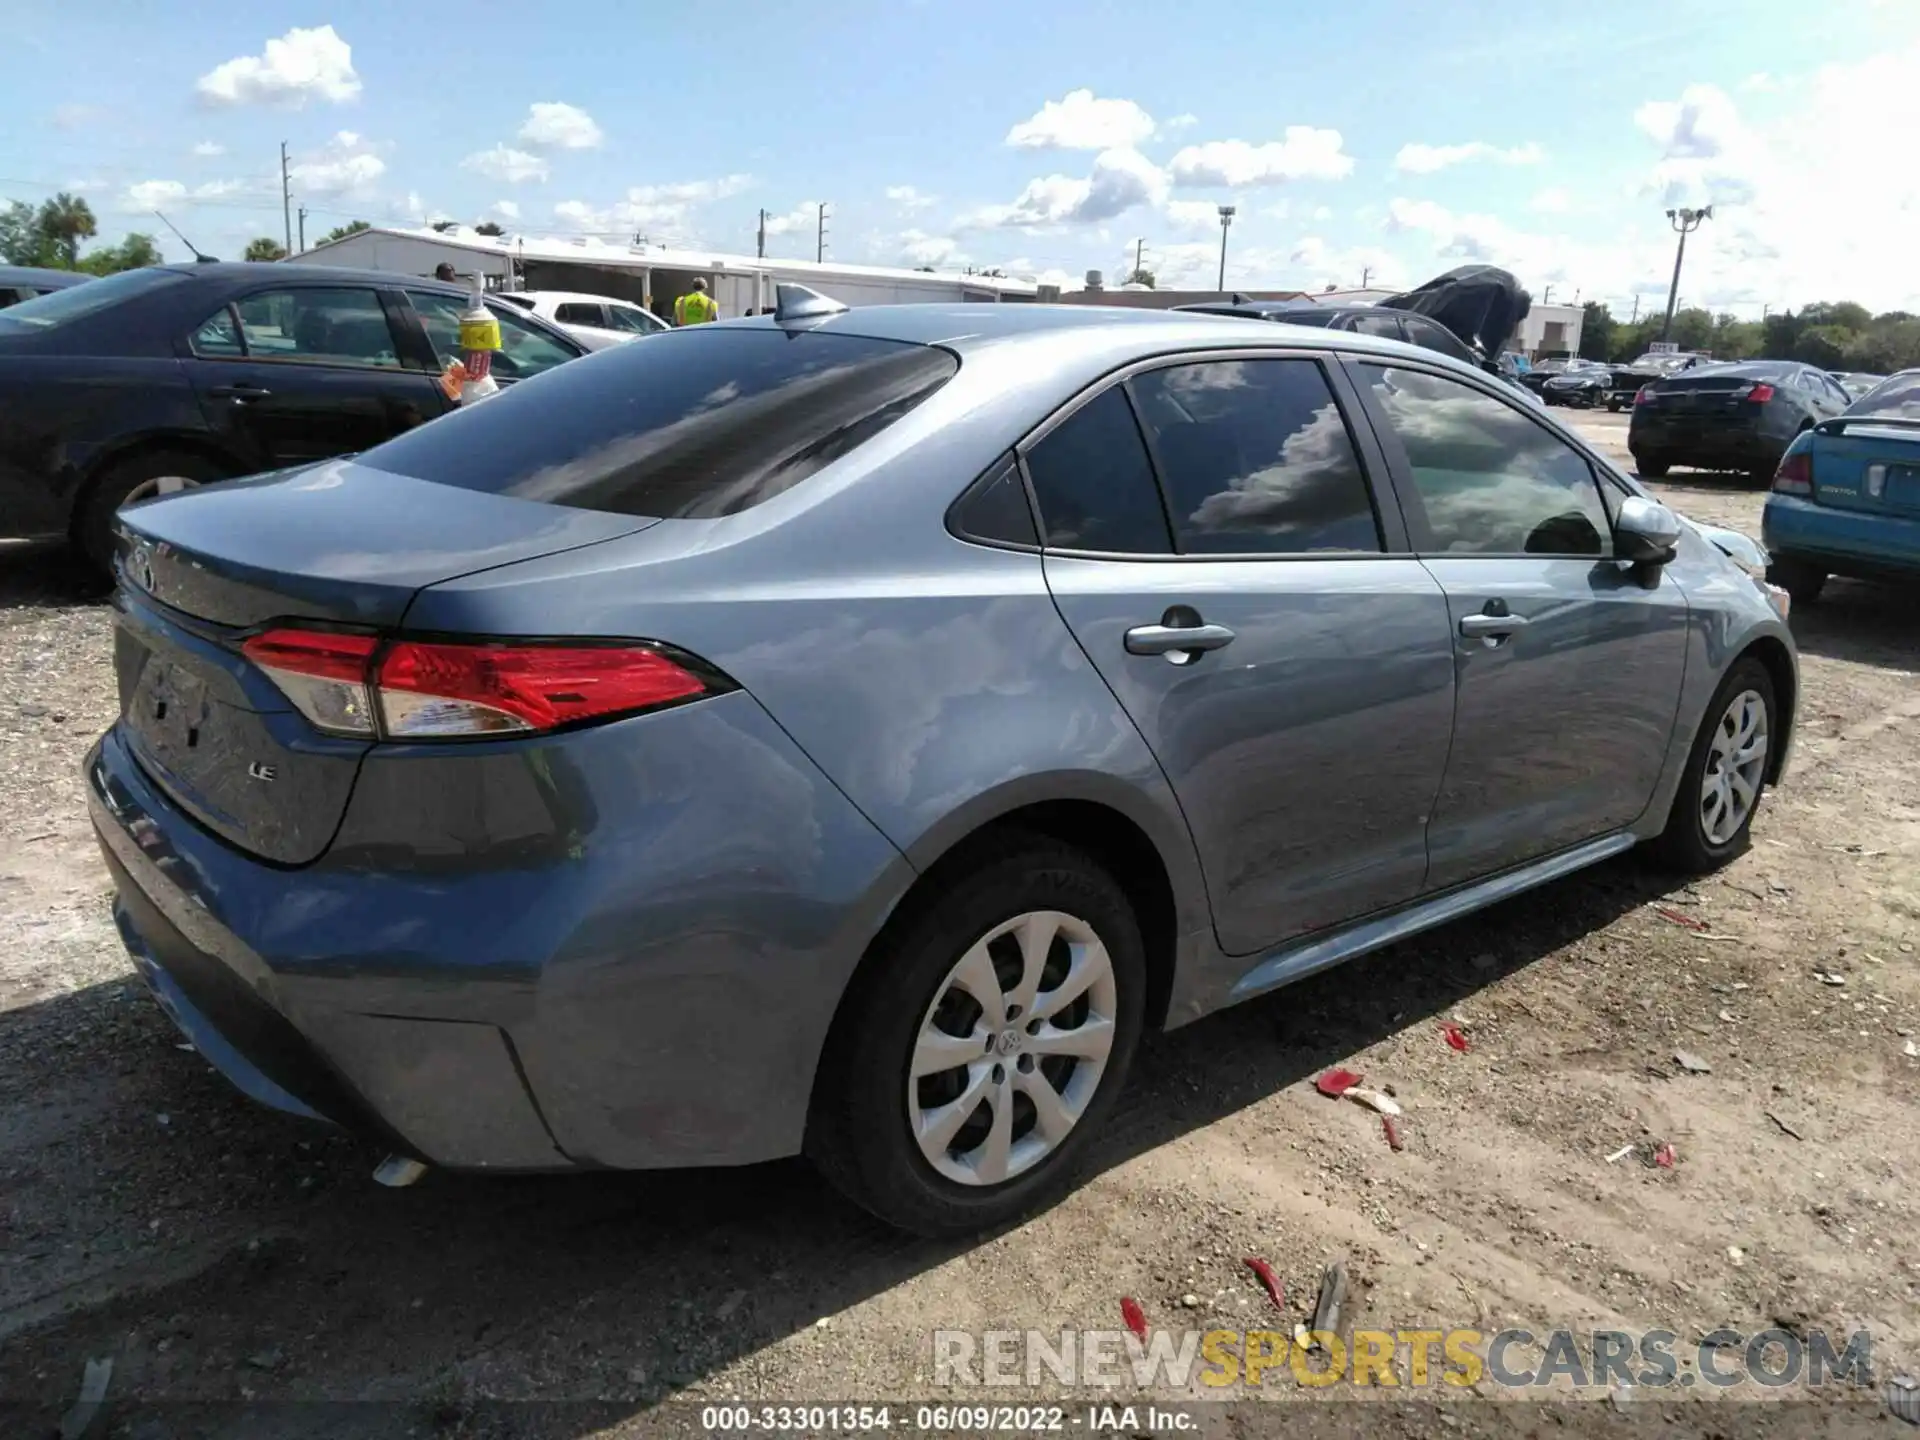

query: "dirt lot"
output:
2 411 1917 1437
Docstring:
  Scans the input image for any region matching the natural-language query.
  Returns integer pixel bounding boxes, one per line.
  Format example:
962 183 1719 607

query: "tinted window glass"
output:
951 453 1038 547
361 328 957 518
1362 365 1611 557
1129 359 1380 554
554 302 605 326
1024 387 1171 554
1269 310 1336 328
1349 312 1404 340
1400 316 1477 365
410 290 579 381
0 266 182 329
1850 372 1920 419
234 288 400 367
190 306 244 357
608 305 663 334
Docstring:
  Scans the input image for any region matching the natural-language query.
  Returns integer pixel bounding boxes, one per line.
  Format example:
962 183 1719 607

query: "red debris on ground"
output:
1654 906 1711 932
1243 1257 1284 1310
1653 1142 1676 1169
1383 1117 1405 1152
1441 1025 1470 1053
1315 1068 1362 1099
1120 1297 1148 1340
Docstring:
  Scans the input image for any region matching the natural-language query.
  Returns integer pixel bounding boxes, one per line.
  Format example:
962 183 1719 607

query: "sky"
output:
6 0 1919 315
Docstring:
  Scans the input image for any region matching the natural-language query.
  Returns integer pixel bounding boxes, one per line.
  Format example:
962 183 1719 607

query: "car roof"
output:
0 264 90 288
155 261 474 296
515 290 646 308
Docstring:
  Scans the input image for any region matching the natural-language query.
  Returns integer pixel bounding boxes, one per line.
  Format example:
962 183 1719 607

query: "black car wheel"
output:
1766 557 1826 604
1633 453 1671 478
1607 398 1625 412
807 837 1146 1236
1651 658 1777 874
75 449 229 577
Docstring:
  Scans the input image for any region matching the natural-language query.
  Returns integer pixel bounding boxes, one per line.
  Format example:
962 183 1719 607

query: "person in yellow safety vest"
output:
674 279 719 326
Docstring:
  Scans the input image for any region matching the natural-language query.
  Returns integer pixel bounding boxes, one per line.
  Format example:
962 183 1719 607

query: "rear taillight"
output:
1772 448 1813 496
1634 386 1654 405
241 628 721 740
1745 382 1776 402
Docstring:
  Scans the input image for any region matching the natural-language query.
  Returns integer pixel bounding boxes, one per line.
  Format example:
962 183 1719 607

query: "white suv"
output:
496 291 668 350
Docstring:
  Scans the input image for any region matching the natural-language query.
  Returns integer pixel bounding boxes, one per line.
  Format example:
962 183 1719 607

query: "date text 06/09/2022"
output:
698 1404 1198 1433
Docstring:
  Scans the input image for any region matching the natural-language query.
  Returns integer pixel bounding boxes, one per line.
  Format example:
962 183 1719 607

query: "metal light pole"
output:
1661 205 1712 341
1216 204 1236 292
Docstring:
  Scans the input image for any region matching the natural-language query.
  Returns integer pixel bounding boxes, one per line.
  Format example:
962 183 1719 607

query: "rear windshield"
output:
0 267 186 329
1848 372 1920 420
360 327 958 518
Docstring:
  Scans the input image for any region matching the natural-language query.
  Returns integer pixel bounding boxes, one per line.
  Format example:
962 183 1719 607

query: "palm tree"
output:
244 237 288 262
36 193 96 268
321 220 371 244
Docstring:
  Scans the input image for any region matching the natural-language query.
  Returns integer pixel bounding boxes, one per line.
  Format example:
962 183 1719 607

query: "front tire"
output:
75 449 225 577
1767 557 1826 604
1650 658 1777 874
807 839 1147 1236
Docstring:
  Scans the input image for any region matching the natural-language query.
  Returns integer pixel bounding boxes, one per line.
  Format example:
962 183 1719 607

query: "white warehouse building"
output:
303 226 1037 320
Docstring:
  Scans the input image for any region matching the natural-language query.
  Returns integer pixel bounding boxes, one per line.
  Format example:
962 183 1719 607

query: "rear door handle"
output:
1459 613 1529 638
1125 622 1236 657
206 383 272 401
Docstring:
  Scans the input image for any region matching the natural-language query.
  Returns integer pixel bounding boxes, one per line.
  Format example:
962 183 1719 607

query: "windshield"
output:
1847 371 1920 420
0 267 185 329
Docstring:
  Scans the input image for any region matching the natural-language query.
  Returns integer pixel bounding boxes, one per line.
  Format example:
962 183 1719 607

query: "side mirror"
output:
1615 495 1682 564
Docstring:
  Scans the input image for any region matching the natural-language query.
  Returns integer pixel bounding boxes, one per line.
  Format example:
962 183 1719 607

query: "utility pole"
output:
756 208 767 259
1216 204 1236 292
1661 205 1712 341
1133 236 1146 280
279 141 292 255
297 206 307 254
1361 266 1371 288
1543 283 1554 305
816 203 829 263
1630 294 1640 324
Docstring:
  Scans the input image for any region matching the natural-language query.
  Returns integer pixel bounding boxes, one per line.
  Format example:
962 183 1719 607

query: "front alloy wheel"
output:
1699 689 1769 847
1652 657 1777 873
910 910 1117 1187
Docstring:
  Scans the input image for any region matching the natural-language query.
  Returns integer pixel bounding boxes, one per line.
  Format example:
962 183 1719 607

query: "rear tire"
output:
1607 399 1625 413
1650 658 1777 874
806 839 1146 1237
1767 557 1826 604
75 449 226 577
1634 453 1671 478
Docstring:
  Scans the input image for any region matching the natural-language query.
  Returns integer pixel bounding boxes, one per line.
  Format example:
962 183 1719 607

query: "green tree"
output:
320 219 371 244
0 200 55 266
430 220 458 234
75 232 162 275
1801 301 1871 333
473 220 504 237
35 192 97 268
1578 302 1614 361
1124 267 1157 289
243 237 288 262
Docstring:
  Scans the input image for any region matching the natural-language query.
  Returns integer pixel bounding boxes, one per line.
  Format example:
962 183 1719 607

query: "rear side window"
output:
1129 359 1380 554
1850 372 1920 419
1400 315 1478 366
1023 387 1172 554
360 328 958 519
1361 365 1611 557
0 266 183 329
409 290 580 381
234 288 401 367
1348 313 1404 340
554 302 605 326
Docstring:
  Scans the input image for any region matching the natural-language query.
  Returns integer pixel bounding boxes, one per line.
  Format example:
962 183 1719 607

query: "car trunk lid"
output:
111 459 657 864
1806 418 1920 518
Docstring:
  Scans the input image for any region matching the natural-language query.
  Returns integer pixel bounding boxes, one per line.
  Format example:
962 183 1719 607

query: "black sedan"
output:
1628 360 1852 481
0 264 90 309
1540 360 1613 407
0 263 585 570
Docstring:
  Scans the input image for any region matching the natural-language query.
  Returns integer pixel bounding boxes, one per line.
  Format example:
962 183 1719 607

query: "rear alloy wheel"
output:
1766 557 1826 605
808 840 1145 1236
76 450 226 577
1651 658 1777 873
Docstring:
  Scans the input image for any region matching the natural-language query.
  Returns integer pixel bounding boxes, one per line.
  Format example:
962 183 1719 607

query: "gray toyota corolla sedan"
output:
91 290 1797 1236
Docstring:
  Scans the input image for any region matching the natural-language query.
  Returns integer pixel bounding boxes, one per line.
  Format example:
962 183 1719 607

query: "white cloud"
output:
1166 113 1199 129
1392 140 1544 173
1741 72 1782 93
191 179 250 199
895 229 963 267
518 102 603 150
1312 205 1333 221
289 131 386 198
761 201 822 239
886 184 936 212
51 103 100 129
1635 85 1743 160
1164 199 1223 231
1529 187 1573 214
550 175 751 245
491 199 521 221
964 147 1168 228
192 141 225 157
123 179 188 210
1168 129 1354 187
630 174 753 203
196 25 360 107
461 145 548 184
1006 89 1156 151
118 177 257 210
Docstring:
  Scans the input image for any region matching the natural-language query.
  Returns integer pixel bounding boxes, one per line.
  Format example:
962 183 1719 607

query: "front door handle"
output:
1459 612 1529 638
1125 621 1236 658
206 383 272 401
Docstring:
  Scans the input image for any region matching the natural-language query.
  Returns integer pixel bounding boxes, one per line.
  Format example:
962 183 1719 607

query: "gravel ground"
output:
1 413 1916 1438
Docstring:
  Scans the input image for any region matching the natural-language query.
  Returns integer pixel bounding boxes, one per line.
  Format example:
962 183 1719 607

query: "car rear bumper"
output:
88 690 913 1172
1762 494 1920 579
1629 422 1785 466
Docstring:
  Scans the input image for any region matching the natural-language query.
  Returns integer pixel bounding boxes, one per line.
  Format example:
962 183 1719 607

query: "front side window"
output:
1128 359 1380 554
608 304 664 334
409 291 580 381
233 288 401 367
1023 387 1172 554
1361 365 1612 557
360 328 956 518
554 302 606 326
1401 316 1478 366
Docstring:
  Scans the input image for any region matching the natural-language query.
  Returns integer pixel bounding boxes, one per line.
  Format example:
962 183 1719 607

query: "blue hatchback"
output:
1764 369 1920 601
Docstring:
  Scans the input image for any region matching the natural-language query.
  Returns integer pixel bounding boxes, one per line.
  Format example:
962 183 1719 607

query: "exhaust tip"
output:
372 1155 430 1189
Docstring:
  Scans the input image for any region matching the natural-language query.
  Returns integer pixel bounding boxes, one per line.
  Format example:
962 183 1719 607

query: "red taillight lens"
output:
1634 386 1654 405
1745 382 1776 402
375 641 709 738
1772 448 1813 496
242 628 717 739
241 628 379 735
